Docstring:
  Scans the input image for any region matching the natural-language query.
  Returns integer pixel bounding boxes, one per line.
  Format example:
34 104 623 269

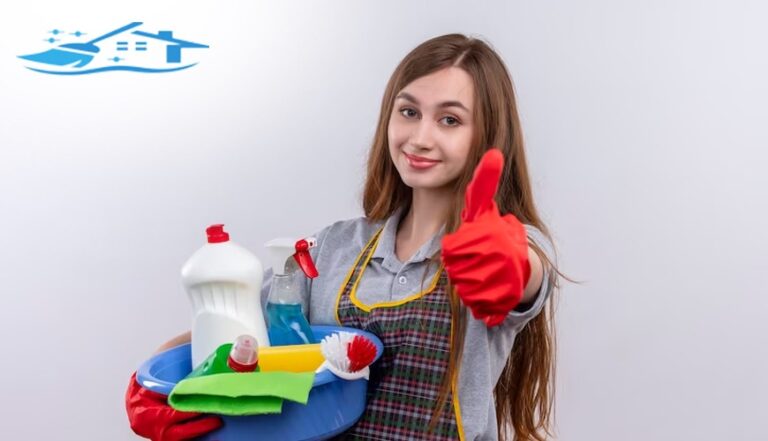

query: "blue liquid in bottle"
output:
266 303 316 346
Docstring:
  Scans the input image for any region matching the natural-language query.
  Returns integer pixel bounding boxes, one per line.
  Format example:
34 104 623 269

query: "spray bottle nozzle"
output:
264 236 319 279
294 238 319 278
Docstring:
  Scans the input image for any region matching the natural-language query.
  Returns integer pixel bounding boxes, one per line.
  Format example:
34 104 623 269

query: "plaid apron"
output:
334 227 462 440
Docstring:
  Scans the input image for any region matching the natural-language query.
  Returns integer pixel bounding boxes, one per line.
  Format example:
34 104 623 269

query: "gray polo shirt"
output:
260 206 555 440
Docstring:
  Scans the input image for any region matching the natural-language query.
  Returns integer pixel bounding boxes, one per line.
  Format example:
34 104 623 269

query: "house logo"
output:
18 22 208 75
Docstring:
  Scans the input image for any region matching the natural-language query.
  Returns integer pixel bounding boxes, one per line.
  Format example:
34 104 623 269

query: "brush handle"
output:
86 22 142 45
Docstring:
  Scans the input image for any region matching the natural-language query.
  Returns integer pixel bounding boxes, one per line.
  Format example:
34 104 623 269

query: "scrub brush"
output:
317 332 377 380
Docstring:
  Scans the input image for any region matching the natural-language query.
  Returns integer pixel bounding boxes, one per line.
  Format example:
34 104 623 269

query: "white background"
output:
0 1 766 440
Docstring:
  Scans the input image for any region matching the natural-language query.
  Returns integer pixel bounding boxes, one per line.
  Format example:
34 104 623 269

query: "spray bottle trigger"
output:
294 238 319 279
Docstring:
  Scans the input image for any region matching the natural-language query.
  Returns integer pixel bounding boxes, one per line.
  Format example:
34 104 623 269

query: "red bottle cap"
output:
227 356 258 373
206 224 230 243
227 335 259 373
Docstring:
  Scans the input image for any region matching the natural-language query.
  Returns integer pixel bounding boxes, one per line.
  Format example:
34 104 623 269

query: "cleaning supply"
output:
227 335 259 373
258 343 324 372
316 332 377 380
188 339 261 379
168 371 316 416
264 237 319 346
168 338 315 416
182 224 270 368
135 325 386 441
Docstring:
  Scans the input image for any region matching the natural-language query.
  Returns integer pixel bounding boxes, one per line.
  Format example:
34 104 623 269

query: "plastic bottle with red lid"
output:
181 224 270 368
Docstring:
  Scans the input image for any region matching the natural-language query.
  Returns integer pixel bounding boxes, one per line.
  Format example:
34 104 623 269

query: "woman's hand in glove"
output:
125 371 222 441
441 148 532 327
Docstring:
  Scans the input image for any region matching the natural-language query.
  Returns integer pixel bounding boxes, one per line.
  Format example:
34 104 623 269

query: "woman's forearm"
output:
154 330 191 354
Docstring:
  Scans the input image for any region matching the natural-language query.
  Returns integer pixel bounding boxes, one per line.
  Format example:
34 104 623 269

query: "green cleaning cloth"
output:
168 371 315 415
168 343 315 415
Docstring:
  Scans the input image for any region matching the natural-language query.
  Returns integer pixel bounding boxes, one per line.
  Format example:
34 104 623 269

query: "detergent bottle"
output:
181 224 270 368
178 334 261 383
264 237 319 346
227 334 259 373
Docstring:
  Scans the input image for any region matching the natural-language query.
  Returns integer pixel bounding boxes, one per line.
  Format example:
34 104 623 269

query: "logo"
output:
18 22 209 75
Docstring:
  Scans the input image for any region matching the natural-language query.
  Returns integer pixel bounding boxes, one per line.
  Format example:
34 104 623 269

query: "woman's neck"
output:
396 187 452 254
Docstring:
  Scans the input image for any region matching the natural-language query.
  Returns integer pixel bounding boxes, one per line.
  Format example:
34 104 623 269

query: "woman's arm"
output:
521 246 544 304
153 331 191 354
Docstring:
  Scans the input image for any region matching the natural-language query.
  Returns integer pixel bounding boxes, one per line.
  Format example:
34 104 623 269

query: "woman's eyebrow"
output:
396 92 470 113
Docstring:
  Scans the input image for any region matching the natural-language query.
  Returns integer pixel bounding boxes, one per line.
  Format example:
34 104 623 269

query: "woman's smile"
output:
404 152 441 170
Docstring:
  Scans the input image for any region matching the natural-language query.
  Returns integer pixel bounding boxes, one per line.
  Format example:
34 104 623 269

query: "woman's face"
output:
388 67 475 190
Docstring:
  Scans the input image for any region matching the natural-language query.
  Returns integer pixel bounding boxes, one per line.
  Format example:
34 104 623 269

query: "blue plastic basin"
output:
136 325 382 441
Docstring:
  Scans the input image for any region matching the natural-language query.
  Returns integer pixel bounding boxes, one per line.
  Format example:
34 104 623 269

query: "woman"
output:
127 33 565 441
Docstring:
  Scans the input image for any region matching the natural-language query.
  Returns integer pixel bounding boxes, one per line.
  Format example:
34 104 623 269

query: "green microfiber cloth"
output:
168 343 315 416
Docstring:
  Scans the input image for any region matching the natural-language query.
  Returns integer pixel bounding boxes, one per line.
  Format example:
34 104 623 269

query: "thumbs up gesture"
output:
441 149 531 327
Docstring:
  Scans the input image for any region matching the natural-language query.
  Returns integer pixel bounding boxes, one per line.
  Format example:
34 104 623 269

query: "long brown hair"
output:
362 34 570 440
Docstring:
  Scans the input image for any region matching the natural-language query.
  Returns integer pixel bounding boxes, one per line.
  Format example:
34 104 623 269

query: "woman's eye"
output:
398 108 459 126
442 116 460 126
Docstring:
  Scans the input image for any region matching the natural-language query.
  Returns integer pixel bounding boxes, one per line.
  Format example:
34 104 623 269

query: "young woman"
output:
127 33 564 441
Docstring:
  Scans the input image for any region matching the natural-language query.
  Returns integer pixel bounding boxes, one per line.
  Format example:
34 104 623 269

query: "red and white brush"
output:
317 332 377 380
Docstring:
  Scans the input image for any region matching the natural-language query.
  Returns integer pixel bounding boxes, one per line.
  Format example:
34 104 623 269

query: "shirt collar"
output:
371 205 446 264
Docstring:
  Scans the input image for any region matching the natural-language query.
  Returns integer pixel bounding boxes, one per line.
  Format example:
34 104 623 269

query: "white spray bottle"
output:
181 224 270 368
264 237 319 346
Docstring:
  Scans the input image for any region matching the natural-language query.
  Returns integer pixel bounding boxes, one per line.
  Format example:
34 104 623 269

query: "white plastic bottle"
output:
181 224 270 368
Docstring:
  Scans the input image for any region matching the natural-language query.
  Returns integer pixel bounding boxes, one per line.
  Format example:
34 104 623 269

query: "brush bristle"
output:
347 335 376 372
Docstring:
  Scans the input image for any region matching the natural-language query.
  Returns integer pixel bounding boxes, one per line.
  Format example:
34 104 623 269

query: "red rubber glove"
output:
125 371 222 441
441 149 531 327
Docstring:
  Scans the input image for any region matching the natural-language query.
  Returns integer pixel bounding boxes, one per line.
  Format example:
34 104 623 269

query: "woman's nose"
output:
411 120 437 150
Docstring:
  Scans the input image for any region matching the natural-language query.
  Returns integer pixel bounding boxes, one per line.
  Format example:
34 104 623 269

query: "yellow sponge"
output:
258 344 324 372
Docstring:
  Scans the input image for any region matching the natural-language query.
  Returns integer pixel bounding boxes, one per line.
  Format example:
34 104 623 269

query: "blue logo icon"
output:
18 22 209 75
